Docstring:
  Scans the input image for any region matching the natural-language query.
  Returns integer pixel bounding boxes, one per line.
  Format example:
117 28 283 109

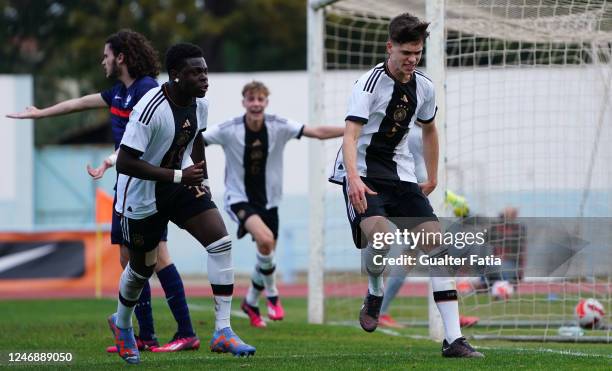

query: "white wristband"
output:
106 153 118 166
202 179 210 188
173 169 182 184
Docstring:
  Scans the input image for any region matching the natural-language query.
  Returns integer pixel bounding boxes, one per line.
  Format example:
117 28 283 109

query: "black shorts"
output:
112 205 167 245
120 184 216 251
342 177 438 249
228 202 279 240
111 184 167 245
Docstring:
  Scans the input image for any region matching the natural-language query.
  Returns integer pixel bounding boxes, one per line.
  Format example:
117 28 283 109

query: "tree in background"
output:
0 0 306 145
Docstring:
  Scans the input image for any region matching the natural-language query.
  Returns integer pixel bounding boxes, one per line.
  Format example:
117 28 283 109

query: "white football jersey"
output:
329 62 436 184
203 114 304 210
115 85 208 219
408 123 427 183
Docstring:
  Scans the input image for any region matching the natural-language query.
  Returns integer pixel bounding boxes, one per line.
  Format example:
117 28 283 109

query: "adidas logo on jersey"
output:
402 94 409 103
252 139 262 147
183 119 191 128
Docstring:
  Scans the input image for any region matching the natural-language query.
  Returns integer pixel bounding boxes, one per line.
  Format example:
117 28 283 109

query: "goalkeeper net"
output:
309 0 612 342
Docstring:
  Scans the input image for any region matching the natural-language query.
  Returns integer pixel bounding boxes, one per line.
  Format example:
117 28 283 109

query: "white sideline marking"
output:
0 244 56 273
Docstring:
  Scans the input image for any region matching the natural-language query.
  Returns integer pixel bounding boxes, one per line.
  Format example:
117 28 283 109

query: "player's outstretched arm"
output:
87 150 118 180
116 147 204 186
5 93 106 119
419 120 438 196
343 120 377 214
302 125 344 139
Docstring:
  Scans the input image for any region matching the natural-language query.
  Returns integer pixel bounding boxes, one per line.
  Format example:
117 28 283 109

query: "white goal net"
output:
308 0 612 342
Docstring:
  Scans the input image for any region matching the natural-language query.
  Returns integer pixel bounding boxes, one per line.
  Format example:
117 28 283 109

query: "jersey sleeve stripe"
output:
364 69 383 93
296 125 305 139
367 70 383 93
414 70 432 82
141 95 166 125
418 106 438 123
138 90 164 123
120 144 144 158
345 115 368 125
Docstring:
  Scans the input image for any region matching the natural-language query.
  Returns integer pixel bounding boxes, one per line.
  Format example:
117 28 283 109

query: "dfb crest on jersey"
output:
393 106 407 122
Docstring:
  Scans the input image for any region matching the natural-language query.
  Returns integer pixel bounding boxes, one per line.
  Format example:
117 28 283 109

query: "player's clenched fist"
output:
181 161 205 185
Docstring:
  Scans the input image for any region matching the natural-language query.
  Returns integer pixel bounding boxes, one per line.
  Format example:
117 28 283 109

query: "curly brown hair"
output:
106 29 160 79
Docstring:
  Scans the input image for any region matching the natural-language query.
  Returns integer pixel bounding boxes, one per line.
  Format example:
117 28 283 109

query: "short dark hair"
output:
106 29 160 79
388 13 430 44
165 43 204 73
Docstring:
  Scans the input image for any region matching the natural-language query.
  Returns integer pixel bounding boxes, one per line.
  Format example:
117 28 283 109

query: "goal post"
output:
307 0 612 343
307 0 326 325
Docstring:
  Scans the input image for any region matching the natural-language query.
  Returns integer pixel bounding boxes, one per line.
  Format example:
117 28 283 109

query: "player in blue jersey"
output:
6 30 199 353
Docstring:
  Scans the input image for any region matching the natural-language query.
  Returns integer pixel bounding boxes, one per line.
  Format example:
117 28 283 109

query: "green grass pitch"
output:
0 298 610 370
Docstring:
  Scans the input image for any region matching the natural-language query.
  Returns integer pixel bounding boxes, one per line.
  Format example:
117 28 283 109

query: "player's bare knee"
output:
414 221 442 252
154 242 172 271
145 247 158 268
119 245 130 268
256 235 275 255
361 216 393 242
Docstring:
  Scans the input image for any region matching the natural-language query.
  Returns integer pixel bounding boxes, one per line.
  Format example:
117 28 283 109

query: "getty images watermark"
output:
363 217 611 279
370 228 503 268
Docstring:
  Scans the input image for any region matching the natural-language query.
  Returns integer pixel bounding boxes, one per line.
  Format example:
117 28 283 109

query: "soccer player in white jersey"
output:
109 43 255 364
329 13 484 358
6 30 198 353
203 81 343 328
377 123 425 329
377 125 480 330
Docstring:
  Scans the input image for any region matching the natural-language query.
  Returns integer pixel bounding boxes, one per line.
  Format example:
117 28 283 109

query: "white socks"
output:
363 242 390 297
431 275 462 343
214 295 232 331
205 236 235 331
256 250 278 297
116 263 148 329
246 268 265 306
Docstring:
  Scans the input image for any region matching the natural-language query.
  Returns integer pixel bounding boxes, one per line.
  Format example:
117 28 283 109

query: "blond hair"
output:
242 81 270 97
